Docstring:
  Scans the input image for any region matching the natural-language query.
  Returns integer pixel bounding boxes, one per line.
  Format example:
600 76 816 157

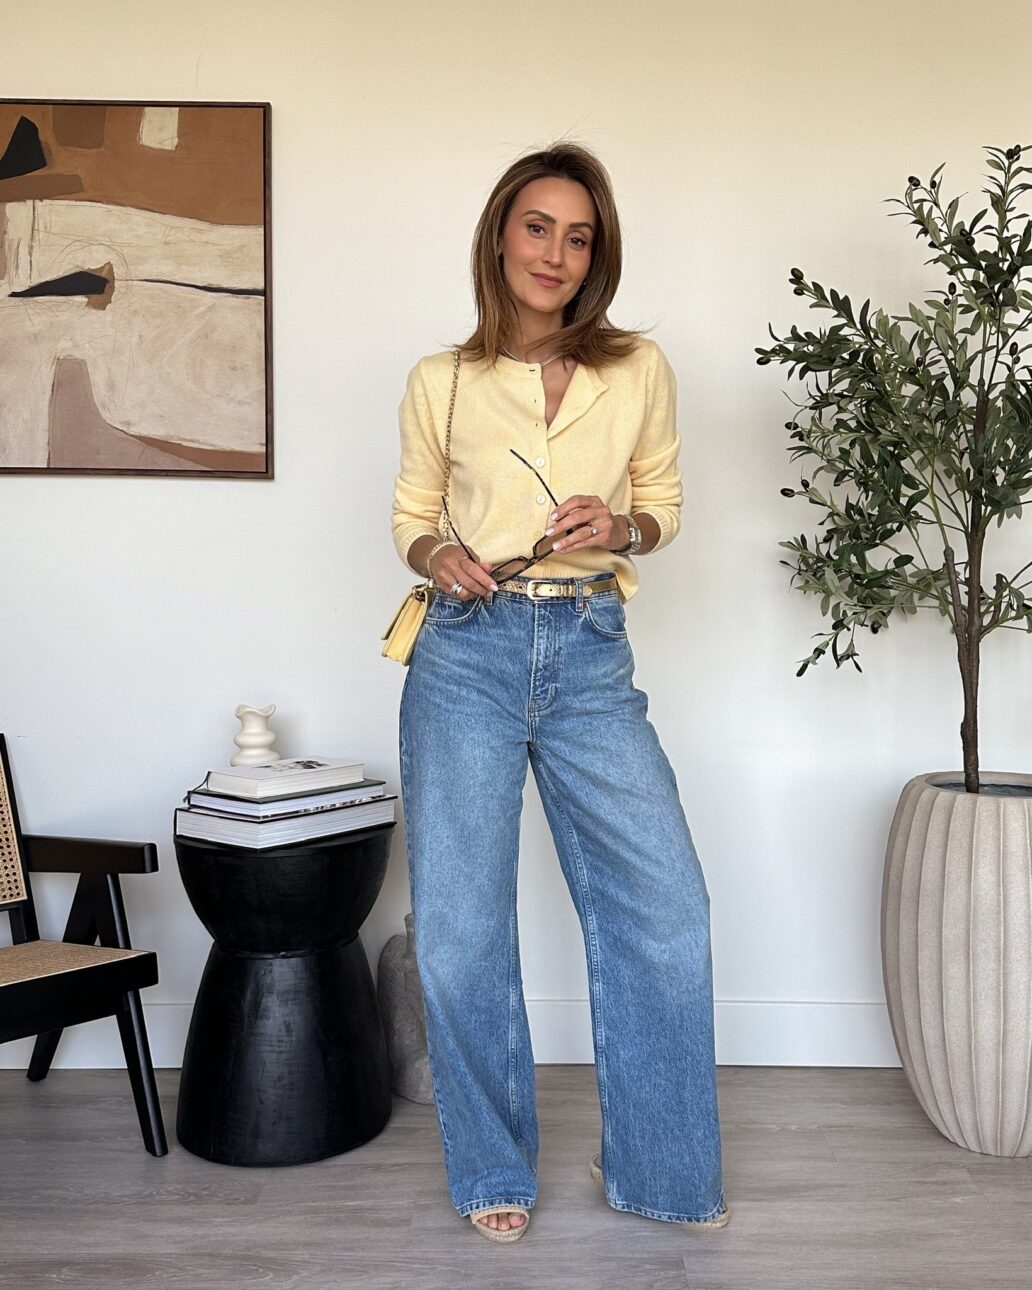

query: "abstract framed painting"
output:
0 99 272 477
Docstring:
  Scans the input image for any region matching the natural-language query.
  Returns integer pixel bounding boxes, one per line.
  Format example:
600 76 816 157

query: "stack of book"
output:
174 756 396 849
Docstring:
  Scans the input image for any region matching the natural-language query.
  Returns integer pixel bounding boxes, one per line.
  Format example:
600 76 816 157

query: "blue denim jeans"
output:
398 571 726 1224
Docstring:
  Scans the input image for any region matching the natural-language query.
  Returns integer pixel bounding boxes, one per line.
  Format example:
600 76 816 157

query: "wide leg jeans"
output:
398 572 727 1223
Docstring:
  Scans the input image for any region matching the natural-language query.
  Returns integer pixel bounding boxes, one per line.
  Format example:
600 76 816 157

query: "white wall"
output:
3 0 1031 1068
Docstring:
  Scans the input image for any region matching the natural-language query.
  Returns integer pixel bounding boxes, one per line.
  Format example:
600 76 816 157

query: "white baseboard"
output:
0 998 901 1069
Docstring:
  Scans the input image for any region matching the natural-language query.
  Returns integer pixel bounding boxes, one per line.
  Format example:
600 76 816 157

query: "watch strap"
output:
614 514 642 555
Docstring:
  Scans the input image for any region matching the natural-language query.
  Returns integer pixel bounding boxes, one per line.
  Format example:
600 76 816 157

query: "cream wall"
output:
3 0 1031 1067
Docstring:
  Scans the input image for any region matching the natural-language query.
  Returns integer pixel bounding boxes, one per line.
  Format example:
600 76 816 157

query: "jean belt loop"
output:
575 579 585 613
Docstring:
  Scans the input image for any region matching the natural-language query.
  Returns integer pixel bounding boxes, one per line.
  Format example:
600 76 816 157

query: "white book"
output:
174 797 396 849
203 755 365 801
186 778 386 817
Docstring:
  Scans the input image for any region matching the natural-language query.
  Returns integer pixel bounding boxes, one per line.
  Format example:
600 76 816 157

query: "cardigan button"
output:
536 494 546 504
535 456 545 467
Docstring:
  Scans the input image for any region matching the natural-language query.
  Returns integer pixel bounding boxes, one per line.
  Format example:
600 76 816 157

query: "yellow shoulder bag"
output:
381 348 461 664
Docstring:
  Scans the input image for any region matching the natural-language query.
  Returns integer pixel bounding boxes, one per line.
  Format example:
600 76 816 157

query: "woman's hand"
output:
428 542 497 598
545 496 628 553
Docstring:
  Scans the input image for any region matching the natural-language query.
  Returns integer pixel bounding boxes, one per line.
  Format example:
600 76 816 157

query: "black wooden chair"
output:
0 733 167 1155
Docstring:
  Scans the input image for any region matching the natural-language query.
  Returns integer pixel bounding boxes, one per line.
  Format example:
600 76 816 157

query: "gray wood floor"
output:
1 1065 1029 1289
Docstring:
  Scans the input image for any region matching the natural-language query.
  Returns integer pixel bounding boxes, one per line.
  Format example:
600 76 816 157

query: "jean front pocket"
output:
583 591 628 638
424 589 482 625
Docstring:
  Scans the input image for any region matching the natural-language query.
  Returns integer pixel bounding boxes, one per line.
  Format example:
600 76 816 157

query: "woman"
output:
391 141 727 1242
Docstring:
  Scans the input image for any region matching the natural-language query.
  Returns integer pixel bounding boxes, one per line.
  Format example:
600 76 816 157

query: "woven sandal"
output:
589 1154 730 1228
469 1204 530 1242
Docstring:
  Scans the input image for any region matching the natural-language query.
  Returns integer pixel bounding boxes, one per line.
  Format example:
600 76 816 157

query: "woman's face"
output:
496 176 595 324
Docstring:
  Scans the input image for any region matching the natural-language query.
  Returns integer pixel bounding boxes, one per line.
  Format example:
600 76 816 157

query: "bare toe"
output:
475 1207 526 1232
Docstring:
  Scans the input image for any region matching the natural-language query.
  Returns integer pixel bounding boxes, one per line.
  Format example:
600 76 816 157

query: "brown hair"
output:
449 140 651 369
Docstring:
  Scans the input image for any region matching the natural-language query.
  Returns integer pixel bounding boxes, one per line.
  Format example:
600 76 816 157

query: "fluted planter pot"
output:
882 771 1032 1157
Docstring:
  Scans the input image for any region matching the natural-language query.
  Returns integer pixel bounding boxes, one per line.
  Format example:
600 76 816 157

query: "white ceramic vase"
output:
881 770 1032 1156
231 703 278 766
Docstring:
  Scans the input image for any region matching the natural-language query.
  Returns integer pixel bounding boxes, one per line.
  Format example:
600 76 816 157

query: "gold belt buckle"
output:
525 578 609 599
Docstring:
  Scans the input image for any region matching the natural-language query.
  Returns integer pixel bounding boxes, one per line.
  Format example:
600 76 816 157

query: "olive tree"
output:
756 144 1032 792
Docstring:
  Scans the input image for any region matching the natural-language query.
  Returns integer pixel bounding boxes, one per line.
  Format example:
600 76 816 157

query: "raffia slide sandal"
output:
469 1204 531 1242
589 1154 730 1228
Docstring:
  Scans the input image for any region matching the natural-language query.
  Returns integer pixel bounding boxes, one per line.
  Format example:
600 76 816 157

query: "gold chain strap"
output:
441 348 460 538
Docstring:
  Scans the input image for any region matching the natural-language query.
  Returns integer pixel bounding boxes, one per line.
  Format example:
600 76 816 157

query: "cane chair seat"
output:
0 939 148 987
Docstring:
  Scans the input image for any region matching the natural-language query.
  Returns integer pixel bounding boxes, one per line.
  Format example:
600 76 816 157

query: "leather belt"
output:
498 574 620 600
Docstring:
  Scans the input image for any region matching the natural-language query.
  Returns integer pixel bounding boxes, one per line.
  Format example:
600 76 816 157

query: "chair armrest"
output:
22 835 159 875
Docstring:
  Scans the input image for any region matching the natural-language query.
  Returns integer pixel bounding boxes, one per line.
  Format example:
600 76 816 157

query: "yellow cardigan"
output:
390 337 682 602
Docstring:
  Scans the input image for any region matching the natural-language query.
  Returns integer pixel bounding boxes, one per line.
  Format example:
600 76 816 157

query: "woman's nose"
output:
543 239 564 266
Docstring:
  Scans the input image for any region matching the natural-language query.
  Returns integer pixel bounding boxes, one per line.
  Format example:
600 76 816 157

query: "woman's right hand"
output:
428 542 497 598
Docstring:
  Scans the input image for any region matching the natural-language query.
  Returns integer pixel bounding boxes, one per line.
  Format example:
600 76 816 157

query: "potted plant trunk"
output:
758 144 1032 1157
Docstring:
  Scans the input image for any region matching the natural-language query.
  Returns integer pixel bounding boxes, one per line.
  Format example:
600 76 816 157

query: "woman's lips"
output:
531 273 562 287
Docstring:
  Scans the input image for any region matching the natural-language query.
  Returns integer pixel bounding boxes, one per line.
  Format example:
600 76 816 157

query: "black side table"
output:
174 822 394 1166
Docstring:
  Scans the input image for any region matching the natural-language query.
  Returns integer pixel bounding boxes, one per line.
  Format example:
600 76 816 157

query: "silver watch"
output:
615 514 642 555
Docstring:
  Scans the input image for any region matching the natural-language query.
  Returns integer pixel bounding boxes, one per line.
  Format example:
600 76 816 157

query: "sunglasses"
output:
440 448 572 587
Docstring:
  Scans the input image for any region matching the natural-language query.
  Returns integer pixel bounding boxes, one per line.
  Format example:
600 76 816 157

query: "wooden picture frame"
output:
0 98 272 478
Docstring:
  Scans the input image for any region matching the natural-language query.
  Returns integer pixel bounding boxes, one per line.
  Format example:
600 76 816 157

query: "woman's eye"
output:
528 222 589 250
